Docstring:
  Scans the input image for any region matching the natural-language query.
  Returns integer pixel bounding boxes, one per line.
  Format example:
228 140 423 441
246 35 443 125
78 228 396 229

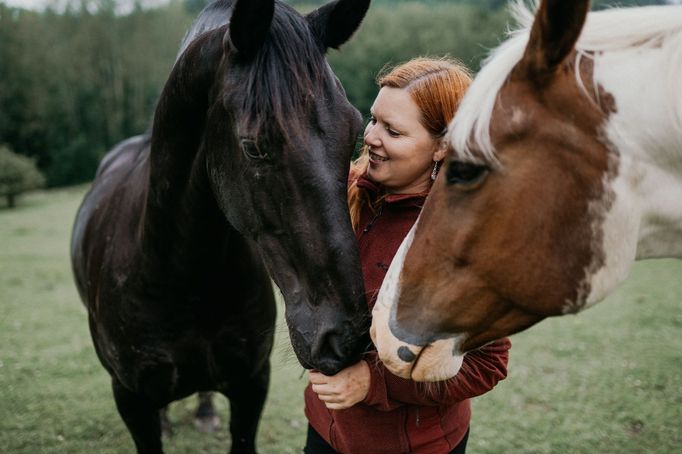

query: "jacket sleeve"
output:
361 337 511 411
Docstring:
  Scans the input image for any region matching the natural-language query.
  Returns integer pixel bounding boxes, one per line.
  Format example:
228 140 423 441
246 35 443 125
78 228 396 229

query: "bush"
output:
328 3 510 117
0 145 46 208
45 135 103 187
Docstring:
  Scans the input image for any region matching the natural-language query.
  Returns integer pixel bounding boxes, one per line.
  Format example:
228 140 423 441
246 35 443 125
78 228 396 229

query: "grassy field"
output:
1 186 681 453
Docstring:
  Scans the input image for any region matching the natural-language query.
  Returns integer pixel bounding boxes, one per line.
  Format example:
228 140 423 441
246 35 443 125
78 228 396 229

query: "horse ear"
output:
229 0 275 59
306 0 371 50
517 0 590 79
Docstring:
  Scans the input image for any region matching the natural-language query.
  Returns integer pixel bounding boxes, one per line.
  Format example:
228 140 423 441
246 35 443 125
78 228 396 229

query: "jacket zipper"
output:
362 204 384 235
416 407 420 427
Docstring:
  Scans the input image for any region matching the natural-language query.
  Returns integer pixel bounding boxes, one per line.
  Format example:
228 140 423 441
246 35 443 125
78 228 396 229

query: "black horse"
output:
70 0 370 452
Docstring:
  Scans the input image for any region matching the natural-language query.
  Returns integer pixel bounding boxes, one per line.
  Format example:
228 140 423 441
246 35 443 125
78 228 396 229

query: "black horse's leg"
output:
112 378 164 454
223 363 270 454
194 391 220 433
159 405 173 438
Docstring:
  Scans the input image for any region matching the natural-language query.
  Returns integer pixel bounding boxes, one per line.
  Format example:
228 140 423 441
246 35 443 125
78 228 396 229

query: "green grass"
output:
1 187 680 453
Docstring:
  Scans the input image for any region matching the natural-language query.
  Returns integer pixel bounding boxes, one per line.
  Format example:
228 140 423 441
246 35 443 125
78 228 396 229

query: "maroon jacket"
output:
305 175 511 454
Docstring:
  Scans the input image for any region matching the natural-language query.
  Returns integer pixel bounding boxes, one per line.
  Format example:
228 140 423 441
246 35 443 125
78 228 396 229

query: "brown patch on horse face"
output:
395 52 619 351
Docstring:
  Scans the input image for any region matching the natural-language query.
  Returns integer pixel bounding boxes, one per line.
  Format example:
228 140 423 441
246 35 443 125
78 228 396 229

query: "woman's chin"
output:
366 166 385 182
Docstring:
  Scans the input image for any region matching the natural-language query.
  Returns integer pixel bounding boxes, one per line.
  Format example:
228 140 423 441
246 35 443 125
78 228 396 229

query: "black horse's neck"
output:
141 26 231 274
144 1 236 231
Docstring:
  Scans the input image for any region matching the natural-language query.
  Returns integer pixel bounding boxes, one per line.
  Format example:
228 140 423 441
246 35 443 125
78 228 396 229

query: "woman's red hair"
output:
348 57 472 231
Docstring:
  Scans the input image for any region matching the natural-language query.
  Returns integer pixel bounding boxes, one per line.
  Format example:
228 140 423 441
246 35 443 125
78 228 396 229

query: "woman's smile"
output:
369 150 389 164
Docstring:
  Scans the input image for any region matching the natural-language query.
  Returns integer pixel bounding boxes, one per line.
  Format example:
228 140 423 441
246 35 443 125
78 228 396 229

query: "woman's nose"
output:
364 122 380 147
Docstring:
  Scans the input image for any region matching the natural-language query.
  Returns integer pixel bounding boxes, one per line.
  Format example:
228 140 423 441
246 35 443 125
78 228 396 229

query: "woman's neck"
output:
386 178 431 195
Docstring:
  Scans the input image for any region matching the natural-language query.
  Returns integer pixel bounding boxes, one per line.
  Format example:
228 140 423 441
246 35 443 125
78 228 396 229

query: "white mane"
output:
449 0 682 165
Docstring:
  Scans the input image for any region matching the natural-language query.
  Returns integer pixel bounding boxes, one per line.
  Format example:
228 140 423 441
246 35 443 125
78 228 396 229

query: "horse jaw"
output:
571 151 637 313
581 147 682 310
371 222 466 381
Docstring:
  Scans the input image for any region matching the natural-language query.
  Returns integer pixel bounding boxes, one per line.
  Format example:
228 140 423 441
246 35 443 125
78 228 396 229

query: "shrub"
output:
0 145 45 208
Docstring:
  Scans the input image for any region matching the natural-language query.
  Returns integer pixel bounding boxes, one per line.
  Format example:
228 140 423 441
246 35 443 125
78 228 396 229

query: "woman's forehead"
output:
371 87 421 127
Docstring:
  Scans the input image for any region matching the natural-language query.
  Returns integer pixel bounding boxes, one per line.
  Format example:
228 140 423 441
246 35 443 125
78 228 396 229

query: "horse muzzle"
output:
371 294 465 382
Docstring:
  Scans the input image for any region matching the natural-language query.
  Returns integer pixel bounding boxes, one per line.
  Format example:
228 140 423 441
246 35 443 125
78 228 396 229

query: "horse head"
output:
371 0 682 381
197 0 370 375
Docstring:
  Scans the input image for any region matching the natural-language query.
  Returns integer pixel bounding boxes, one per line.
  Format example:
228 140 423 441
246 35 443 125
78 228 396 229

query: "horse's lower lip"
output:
408 346 424 379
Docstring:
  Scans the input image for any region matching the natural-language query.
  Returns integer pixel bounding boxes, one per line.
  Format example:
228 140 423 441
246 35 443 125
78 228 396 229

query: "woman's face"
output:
364 86 444 194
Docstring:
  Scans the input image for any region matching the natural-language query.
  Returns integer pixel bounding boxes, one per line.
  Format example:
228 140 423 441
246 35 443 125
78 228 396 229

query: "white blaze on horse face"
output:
371 221 466 381
510 106 526 128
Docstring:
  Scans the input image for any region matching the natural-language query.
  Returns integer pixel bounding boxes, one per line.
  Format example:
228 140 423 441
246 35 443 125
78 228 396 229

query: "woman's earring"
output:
430 161 440 181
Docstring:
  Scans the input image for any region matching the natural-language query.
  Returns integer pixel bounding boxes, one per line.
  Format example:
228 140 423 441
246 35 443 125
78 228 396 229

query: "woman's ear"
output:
433 138 448 162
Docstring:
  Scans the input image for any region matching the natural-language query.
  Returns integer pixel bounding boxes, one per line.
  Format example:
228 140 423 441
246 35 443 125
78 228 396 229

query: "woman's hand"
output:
309 361 370 410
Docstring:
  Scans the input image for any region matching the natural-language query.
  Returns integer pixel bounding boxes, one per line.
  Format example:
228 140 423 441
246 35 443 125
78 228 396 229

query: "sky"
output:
3 0 48 9
1 0 171 13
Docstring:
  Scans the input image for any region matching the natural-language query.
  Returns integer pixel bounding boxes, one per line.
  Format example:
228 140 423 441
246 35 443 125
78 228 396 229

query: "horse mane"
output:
175 0 329 145
449 0 682 165
175 1 233 60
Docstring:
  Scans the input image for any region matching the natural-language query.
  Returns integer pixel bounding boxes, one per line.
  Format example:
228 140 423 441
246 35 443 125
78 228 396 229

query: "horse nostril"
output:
397 346 417 363
327 332 346 360
312 328 342 358
309 327 359 375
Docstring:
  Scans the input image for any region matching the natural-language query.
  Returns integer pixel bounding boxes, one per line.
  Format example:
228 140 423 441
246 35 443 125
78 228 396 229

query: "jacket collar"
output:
356 174 429 207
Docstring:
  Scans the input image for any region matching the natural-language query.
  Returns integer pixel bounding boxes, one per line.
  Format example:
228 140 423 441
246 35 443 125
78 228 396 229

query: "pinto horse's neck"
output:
597 36 682 258
584 34 682 306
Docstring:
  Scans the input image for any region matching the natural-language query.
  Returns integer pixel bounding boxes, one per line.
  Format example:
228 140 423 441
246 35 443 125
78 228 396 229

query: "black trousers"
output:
303 424 470 454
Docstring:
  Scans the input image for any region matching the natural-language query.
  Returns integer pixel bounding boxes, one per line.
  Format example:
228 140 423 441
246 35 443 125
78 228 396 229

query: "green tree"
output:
0 145 46 208
0 1 191 187
328 3 510 117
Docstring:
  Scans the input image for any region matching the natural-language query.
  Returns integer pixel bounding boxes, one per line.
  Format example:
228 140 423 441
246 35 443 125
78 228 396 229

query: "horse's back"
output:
71 135 150 305
95 134 150 179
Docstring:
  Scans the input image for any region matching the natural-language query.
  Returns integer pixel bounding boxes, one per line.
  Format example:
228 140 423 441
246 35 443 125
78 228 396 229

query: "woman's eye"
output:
369 116 377 125
446 161 489 186
386 128 400 137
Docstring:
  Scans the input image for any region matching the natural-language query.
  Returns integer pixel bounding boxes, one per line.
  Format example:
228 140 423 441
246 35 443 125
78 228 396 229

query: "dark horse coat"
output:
70 0 371 452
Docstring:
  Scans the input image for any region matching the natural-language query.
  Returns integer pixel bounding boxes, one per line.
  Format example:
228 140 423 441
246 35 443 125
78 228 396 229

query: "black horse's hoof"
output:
194 415 221 433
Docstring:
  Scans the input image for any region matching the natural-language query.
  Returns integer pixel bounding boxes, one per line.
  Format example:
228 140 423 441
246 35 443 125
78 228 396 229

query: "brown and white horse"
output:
371 0 682 382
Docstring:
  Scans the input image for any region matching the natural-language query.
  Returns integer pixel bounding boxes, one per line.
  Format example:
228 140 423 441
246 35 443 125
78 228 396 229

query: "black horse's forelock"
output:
236 2 330 146
178 1 332 147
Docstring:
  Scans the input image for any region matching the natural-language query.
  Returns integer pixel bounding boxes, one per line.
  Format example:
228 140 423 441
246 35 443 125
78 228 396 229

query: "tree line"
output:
0 0 667 187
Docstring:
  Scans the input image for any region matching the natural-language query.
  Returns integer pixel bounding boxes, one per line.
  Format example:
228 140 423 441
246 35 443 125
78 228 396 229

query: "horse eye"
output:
240 138 269 160
446 161 489 187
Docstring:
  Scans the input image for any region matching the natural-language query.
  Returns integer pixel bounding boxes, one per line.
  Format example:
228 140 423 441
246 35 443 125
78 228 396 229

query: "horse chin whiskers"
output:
274 341 306 368
419 378 446 399
408 336 465 382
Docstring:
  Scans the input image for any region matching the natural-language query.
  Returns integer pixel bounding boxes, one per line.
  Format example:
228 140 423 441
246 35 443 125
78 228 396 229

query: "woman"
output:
304 58 512 454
